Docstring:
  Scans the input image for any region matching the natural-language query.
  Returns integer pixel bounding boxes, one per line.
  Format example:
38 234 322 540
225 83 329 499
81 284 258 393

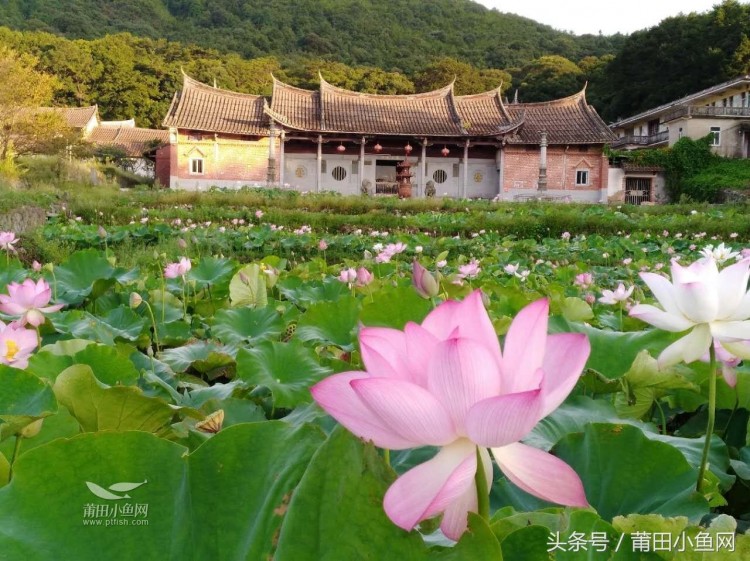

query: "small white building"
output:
610 75 750 158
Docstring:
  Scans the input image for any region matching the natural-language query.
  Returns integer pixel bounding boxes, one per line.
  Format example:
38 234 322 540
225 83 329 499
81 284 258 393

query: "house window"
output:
331 166 347 181
433 169 447 183
188 133 202 141
575 170 589 186
710 126 721 146
190 158 204 175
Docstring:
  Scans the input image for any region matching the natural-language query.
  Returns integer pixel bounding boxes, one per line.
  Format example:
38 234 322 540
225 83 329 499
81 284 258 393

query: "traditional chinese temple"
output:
159 72 616 200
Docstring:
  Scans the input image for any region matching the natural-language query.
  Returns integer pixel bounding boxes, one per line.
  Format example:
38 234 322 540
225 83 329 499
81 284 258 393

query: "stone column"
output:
420 139 427 198
359 137 365 193
538 131 548 192
316 135 323 193
279 130 286 187
267 122 277 185
496 146 503 200
462 140 469 198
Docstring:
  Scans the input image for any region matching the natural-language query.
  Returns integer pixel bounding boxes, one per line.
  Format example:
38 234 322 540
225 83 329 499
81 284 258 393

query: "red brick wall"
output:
154 145 171 188
172 132 279 184
502 146 606 191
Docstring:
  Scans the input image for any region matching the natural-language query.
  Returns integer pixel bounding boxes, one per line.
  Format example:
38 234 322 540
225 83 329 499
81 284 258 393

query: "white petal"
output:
717 259 750 319
629 304 694 332
711 320 750 341
657 324 712 368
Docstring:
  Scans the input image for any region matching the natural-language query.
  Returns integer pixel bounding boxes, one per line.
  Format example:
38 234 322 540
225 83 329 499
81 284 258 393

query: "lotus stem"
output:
697 343 717 493
8 435 21 482
475 447 489 522
142 301 160 353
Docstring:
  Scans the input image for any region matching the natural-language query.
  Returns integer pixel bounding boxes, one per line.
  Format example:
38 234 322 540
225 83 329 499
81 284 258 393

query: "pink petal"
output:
351 377 457 446
383 439 476 532
629 304 694 332
422 291 502 369
427 338 501 435
359 327 411 381
539 333 590 417
657 324 712 368
501 299 549 393
721 363 738 388
403 322 440 387
439 448 491 541
492 442 588 507
311 372 417 450
0 296 27 315
465 387 542 447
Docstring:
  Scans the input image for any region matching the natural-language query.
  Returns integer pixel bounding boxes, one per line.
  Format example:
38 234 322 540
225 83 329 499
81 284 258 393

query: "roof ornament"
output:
513 89 519 104
213 78 217 89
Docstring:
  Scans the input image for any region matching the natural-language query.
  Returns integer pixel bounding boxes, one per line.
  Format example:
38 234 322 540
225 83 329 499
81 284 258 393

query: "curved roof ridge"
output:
271 74 317 94
319 73 454 99
446 82 468 134
181 72 265 100
517 86 587 108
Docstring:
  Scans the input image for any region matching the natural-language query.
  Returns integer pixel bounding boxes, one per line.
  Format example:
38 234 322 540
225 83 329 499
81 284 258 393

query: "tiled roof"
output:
318 77 465 136
88 126 169 157
507 89 617 144
163 73 268 135
454 88 524 136
167 73 614 144
266 76 320 131
37 105 98 128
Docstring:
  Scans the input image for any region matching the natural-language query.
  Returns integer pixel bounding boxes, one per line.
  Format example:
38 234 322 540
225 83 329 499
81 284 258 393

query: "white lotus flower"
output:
629 257 750 367
700 243 739 264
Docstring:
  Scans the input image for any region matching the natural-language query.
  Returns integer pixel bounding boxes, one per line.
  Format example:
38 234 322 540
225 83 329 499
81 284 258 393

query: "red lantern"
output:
404 143 413 155
337 143 346 152
373 142 383 153
441 146 450 157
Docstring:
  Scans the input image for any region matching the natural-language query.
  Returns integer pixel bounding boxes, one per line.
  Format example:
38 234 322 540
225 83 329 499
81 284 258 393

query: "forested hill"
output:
0 0 622 72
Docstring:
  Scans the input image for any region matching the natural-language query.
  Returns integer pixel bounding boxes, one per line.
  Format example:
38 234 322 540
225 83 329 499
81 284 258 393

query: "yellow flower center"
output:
4 339 18 362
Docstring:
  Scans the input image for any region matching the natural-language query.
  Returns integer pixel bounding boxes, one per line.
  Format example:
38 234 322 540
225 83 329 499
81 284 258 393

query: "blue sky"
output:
477 0 723 35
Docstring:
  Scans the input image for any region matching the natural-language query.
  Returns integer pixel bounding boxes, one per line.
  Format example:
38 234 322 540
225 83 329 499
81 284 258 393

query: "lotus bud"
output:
129 292 143 309
177 238 188 249
480 289 491 308
363 250 373 260
20 418 44 439
43 263 54 273
98 225 107 238
32 260 42 272
412 261 439 299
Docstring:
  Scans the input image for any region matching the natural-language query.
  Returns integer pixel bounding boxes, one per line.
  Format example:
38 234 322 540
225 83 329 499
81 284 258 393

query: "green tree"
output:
414 57 510 95
515 55 583 102
0 46 63 159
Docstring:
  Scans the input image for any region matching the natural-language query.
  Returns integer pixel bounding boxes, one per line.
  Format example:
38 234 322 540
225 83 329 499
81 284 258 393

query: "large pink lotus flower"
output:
0 279 63 327
0 320 37 369
311 291 590 540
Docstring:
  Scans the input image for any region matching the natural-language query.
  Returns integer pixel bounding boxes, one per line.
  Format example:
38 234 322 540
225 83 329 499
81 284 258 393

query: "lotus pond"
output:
1 193 750 560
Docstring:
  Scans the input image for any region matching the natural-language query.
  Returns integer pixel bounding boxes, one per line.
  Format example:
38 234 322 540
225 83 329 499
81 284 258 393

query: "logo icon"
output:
85 480 148 501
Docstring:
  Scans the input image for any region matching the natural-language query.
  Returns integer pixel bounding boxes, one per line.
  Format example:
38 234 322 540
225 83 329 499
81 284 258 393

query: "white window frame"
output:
709 127 721 146
190 157 204 175
575 169 590 186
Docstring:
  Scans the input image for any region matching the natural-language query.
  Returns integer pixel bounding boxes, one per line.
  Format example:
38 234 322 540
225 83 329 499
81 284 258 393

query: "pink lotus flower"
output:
318 240 328 251
598 283 633 305
0 231 18 253
458 259 481 279
356 267 373 287
337 268 357 284
164 257 191 279
311 292 589 540
0 279 63 327
574 273 593 289
0 320 37 369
